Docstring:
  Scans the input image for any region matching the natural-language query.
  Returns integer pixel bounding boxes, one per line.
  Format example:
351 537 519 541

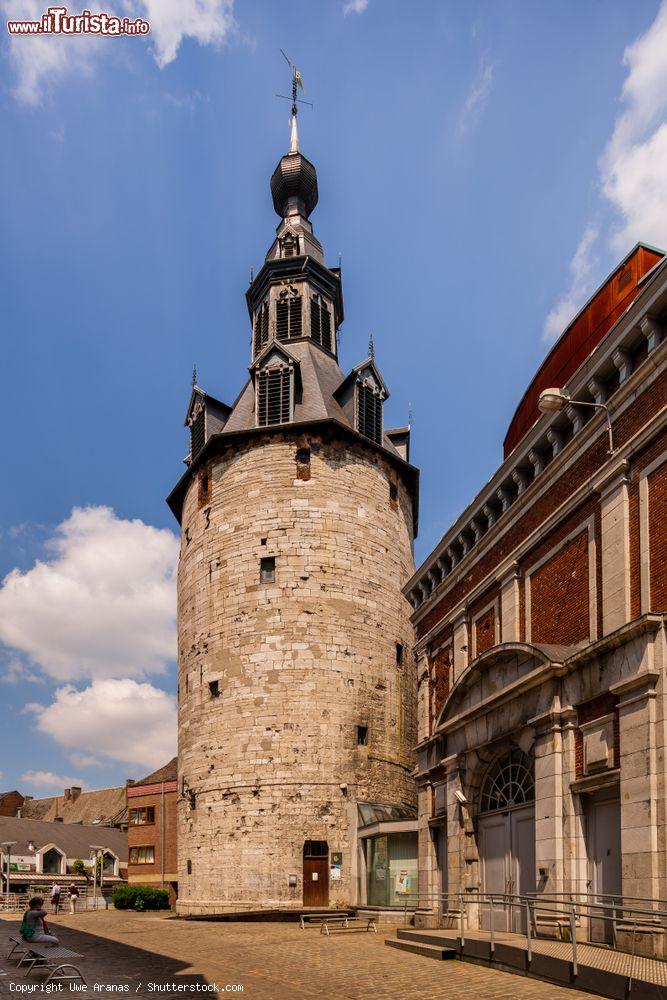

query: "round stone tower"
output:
168 113 419 915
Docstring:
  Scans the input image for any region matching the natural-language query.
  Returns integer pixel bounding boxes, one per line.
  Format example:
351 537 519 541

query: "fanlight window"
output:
253 301 269 356
357 379 383 445
480 750 534 814
257 364 293 426
310 295 332 352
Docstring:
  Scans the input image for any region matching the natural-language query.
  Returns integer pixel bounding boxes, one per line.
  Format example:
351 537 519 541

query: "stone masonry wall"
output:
176 430 416 914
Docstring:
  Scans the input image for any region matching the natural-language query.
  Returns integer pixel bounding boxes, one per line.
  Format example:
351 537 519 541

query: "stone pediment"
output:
435 642 576 734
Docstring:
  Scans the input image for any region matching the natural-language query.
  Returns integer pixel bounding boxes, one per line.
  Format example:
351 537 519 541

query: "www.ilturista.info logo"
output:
7 6 150 35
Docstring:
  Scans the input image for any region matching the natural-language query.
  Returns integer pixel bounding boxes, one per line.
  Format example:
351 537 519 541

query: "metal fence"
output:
404 890 667 983
0 886 112 913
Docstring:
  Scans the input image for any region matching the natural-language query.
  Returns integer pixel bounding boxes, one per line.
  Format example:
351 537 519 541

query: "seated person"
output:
20 897 59 946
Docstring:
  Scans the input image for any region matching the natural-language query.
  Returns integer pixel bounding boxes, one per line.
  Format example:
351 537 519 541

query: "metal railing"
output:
403 890 667 984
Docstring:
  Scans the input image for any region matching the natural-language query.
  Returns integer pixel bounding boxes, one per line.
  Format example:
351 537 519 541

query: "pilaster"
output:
599 465 631 635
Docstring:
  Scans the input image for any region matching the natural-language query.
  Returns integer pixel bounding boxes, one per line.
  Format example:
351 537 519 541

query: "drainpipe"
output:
160 783 165 889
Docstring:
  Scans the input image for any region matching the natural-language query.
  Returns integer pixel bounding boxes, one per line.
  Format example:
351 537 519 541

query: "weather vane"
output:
276 50 313 118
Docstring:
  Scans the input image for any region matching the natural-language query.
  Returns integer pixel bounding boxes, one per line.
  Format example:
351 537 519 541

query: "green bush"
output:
111 885 170 911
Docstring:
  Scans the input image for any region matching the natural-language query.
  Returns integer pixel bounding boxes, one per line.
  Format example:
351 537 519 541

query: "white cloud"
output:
544 3 667 338
2 0 236 104
459 57 494 134
68 753 104 768
28 678 177 771
0 506 178 682
20 769 86 792
343 0 368 14
543 226 599 343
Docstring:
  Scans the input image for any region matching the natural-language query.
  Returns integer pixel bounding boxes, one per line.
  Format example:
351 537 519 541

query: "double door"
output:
479 805 535 932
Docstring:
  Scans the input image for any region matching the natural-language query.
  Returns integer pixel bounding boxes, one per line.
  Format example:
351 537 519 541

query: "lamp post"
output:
538 387 614 455
91 845 105 910
1 841 17 908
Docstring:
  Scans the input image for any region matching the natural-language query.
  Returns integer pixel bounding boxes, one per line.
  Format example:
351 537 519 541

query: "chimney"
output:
70 787 82 802
64 788 71 801
125 779 135 788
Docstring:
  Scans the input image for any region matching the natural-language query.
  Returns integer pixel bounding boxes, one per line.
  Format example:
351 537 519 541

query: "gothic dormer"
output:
184 386 231 463
250 342 301 427
334 358 389 447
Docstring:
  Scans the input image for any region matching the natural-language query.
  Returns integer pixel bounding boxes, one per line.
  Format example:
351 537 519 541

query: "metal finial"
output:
408 402 413 429
276 50 313 139
192 364 197 387
338 253 342 271
250 267 254 283
368 333 375 359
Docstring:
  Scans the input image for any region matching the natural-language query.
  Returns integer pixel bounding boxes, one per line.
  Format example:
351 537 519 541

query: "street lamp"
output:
1 841 17 908
90 845 105 910
538 387 614 455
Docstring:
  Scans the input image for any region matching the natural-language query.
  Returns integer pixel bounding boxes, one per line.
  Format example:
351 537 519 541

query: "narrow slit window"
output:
357 725 369 746
396 643 404 666
260 556 276 583
208 680 220 698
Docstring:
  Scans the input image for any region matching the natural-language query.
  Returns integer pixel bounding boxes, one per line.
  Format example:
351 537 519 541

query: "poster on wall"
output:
395 870 412 894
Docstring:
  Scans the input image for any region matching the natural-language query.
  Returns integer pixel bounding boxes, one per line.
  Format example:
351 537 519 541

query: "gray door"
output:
479 805 535 932
586 792 621 944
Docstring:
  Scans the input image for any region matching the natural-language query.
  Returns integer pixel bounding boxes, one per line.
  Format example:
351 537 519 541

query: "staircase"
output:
385 929 457 961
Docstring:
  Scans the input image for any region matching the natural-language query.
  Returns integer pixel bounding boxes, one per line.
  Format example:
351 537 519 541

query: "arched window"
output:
257 364 293 426
253 301 269 356
480 750 534 814
310 295 332 352
357 379 383 445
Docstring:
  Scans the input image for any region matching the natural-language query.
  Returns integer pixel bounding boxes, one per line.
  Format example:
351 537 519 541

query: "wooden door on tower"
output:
303 840 329 907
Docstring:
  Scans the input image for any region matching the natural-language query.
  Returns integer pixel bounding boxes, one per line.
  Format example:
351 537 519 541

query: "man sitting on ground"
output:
20 897 59 946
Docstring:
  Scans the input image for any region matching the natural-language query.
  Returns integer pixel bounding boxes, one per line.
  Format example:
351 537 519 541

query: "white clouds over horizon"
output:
19 769 86 792
544 2 667 342
26 679 177 772
0 505 178 682
2 0 236 104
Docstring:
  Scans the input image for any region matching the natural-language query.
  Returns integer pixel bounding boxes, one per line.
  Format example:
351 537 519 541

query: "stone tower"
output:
168 114 419 915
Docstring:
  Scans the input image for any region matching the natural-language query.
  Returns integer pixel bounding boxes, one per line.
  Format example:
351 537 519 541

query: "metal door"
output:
586 793 621 943
479 805 535 932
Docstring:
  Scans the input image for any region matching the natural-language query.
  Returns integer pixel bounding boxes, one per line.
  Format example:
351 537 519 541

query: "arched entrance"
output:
478 750 535 932
302 840 329 907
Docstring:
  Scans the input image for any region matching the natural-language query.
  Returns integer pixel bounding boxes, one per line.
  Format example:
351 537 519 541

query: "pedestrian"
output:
50 881 61 914
68 883 79 914
20 897 59 946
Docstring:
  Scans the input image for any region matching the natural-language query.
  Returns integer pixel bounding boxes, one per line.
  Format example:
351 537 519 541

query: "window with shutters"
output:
310 295 332 352
356 380 383 445
276 293 302 341
253 301 269 356
190 406 205 460
256 365 293 426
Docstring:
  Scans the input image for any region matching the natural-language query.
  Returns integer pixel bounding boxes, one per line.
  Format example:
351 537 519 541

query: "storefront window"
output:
365 832 418 907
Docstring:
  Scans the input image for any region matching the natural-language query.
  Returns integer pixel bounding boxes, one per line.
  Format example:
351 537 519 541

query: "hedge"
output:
111 885 170 911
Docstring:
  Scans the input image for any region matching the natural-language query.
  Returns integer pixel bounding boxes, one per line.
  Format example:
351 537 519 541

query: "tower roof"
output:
270 117 319 220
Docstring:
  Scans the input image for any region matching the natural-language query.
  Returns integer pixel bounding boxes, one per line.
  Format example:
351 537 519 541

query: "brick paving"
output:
1 911 601 1000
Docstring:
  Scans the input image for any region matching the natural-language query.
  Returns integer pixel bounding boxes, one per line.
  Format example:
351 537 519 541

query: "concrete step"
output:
385 938 457 961
396 928 458 948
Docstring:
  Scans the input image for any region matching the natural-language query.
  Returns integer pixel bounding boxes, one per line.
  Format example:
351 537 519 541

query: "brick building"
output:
167 110 419 915
405 243 667 954
126 758 178 903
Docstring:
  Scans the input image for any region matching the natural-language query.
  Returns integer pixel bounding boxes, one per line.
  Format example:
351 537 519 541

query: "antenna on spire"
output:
192 364 198 388
368 333 375 359
276 51 313 151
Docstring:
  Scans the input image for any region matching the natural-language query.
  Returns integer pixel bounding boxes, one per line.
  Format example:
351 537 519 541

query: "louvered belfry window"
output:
190 407 205 459
253 302 269 356
281 233 298 258
357 380 383 445
310 295 332 352
257 365 292 426
276 294 302 342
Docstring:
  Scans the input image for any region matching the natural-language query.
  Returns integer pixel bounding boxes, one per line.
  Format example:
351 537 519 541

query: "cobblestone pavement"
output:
1 912 600 1000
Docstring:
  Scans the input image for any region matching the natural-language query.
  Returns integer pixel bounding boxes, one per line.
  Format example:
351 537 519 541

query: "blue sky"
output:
1 0 666 796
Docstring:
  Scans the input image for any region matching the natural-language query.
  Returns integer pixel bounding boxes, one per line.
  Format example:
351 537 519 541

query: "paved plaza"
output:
0 911 601 1000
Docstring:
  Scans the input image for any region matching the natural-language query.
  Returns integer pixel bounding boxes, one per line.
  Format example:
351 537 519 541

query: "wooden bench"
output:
320 917 377 936
7 937 86 986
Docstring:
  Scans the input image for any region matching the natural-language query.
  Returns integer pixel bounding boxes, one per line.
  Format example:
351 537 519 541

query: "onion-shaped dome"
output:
270 150 319 220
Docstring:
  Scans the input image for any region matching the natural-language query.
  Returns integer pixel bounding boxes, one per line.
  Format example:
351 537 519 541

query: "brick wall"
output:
127 788 178 890
474 606 496 656
416 369 666 642
648 461 667 611
529 530 590 645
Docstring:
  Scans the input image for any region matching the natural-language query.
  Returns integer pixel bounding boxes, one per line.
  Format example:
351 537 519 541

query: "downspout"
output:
161 783 165 889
